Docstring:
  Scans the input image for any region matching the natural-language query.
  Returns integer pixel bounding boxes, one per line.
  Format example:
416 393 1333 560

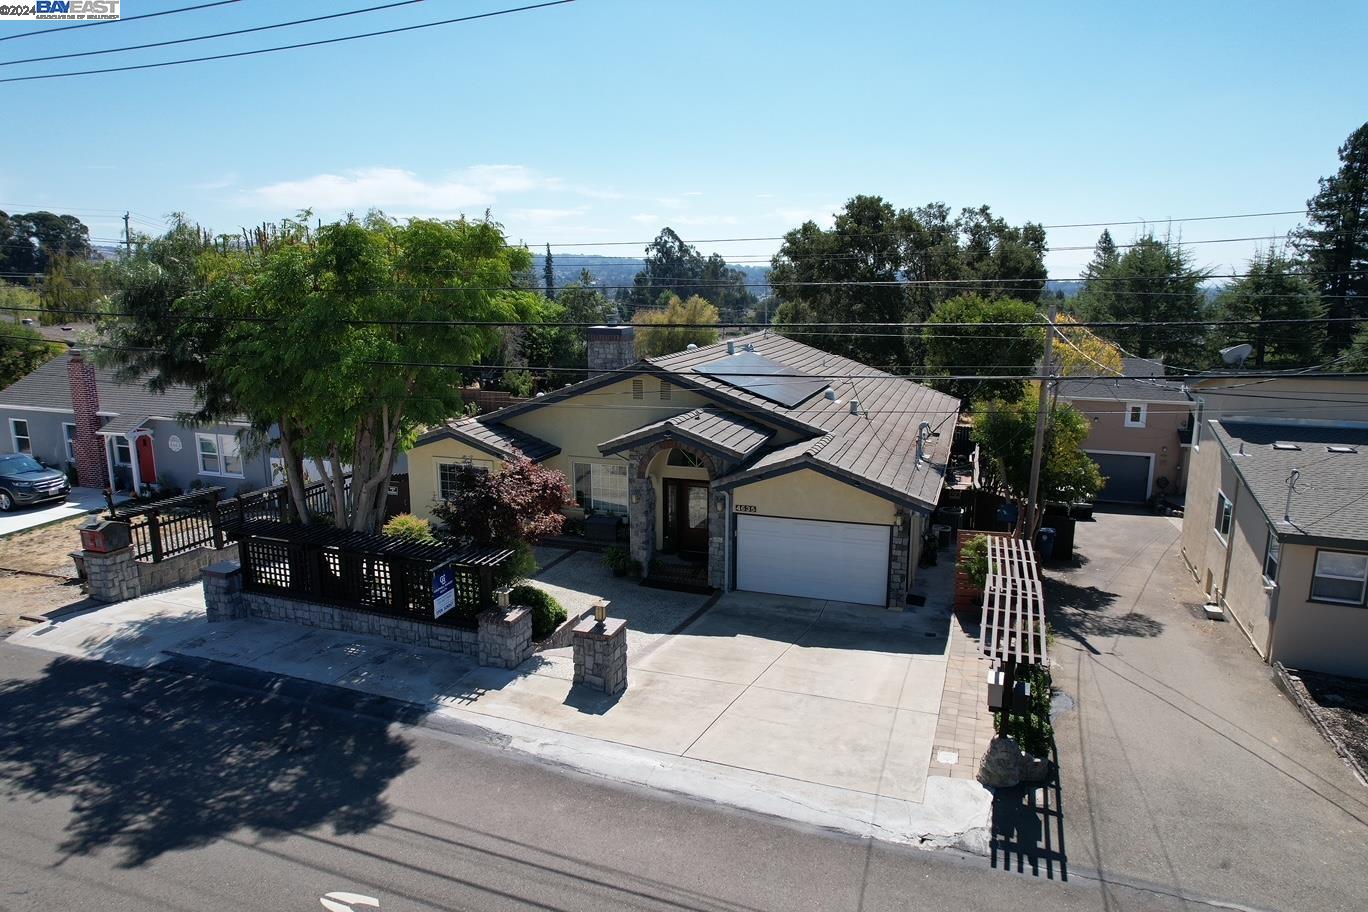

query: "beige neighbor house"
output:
407 331 961 607
1055 358 1193 503
1181 408 1368 679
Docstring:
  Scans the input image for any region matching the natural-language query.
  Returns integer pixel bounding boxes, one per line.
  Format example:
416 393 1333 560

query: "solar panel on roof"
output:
693 351 829 408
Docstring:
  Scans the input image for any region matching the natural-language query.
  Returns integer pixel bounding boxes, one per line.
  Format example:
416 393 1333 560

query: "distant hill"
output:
533 254 771 298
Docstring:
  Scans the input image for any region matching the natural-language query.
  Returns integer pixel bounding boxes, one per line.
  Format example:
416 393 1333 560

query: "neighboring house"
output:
1055 358 1192 503
407 331 961 607
0 349 275 496
1181 415 1368 679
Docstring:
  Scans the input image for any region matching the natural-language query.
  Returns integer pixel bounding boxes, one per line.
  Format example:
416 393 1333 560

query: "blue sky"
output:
3 0 1365 276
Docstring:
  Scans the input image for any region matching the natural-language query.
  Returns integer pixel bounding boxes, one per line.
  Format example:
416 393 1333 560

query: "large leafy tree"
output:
0 211 92 277
923 294 1042 403
972 390 1102 536
770 196 1046 368
1212 249 1326 368
1073 232 1213 364
100 214 539 532
1292 122 1368 354
628 228 755 322
632 293 719 357
520 269 615 378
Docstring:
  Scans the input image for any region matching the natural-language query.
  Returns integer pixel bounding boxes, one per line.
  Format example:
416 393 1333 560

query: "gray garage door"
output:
1087 452 1151 503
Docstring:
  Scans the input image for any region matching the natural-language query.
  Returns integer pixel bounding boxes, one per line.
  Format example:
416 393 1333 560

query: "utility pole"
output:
123 212 131 257
1024 303 1057 539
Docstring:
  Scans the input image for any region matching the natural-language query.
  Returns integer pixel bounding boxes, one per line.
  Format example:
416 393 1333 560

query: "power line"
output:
0 0 432 68
0 0 241 42
0 0 575 84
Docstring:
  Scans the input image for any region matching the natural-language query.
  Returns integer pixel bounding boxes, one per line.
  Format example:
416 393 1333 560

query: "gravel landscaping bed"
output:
1278 664 1368 786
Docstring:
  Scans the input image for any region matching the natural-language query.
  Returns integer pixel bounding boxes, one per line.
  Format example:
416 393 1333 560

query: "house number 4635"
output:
734 504 758 513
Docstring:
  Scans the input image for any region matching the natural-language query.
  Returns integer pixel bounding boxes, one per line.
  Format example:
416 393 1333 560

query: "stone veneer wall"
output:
625 438 736 589
137 543 239 596
84 548 141 602
888 509 913 606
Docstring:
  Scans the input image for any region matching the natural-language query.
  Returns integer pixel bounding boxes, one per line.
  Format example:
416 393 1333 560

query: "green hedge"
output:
509 584 567 640
995 663 1054 757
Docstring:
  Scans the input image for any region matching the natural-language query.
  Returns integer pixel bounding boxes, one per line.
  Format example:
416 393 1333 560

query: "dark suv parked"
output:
0 454 71 512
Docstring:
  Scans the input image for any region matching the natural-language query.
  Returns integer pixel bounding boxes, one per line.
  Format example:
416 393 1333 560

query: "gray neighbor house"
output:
0 349 278 497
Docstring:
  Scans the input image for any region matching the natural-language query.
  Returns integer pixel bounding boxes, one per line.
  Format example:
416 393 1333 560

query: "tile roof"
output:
1211 419 1368 542
0 351 203 418
650 333 961 509
416 417 560 462
598 407 775 461
1055 374 1191 403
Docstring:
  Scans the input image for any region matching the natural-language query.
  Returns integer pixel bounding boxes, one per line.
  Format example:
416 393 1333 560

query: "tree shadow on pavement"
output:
989 748 1068 881
0 653 416 868
1044 577 1164 648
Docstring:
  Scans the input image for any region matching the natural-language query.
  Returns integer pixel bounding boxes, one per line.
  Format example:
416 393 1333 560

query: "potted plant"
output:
604 546 633 577
954 534 990 613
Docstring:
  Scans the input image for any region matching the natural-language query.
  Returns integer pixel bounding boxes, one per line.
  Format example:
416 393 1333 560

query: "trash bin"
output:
1036 526 1057 561
996 502 1019 528
940 506 965 532
933 523 952 550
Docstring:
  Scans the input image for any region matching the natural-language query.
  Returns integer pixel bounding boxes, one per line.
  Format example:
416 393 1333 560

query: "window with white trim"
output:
1263 528 1280 583
1124 402 1148 428
1310 550 1368 606
113 436 132 466
436 458 490 502
196 432 242 477
1214 491 1233 542
9 418 31 454
571 460 628 514
63 423 76 463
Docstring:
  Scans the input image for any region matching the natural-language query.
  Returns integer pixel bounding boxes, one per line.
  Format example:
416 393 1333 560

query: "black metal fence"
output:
110 477 351 563
235 520 512 628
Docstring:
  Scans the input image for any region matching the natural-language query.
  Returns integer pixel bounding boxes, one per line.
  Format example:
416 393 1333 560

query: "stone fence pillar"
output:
478 606 532 669
202 560 246 622
572 616 628 694
84 547 140 602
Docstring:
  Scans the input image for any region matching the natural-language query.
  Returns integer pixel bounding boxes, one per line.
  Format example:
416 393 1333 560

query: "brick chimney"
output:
66 349 107 488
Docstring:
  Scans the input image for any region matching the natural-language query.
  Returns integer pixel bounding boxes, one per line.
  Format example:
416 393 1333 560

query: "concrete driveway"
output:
1024 508 1368 911
0 486 107 538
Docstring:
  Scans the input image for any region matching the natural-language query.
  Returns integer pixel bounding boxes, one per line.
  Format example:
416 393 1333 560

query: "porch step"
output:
644 559 713 594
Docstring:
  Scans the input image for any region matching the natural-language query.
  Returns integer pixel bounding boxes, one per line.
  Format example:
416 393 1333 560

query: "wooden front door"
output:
663 480 710 555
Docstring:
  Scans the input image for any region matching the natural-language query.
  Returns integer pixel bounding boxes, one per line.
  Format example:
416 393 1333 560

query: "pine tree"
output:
1213 249 1326 368
543 243 555 300
1293 122 1368 354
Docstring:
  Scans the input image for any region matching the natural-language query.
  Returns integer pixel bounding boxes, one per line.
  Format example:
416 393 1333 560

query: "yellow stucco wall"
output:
406 437 497 521
502 377 712 479
732 468 897 526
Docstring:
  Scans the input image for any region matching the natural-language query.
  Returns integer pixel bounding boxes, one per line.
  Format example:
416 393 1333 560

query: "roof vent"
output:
726 340 735 355
1327 445 1358 454
1272 442 1301 451
849 398 863 416
686 343 698 351
824 387 838 402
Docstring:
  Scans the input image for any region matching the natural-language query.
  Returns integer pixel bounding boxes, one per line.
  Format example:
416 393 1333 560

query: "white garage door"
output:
736 514 890 606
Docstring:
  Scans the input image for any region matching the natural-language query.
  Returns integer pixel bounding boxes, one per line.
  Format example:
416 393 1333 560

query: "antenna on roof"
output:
1283 468 1302 523
916 420 932 464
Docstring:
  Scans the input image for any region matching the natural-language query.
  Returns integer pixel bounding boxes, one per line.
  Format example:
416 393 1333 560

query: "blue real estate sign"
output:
432 564 456 620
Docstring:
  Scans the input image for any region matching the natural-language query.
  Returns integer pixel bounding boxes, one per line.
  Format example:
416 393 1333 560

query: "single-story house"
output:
407 331 961 607
0 349 276 496
1055 358 1193 503
1181 415 1368 679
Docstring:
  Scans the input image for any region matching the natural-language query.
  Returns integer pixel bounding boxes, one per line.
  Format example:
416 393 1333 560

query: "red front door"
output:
135 435 156 487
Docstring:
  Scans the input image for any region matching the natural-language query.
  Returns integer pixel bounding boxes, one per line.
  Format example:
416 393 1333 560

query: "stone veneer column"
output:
478 606 532 669
887 509 913 607
707 488 728 589
84 547 141 602
627 474 656 576
66 349 107 488
572 616 628 693
202 560 246 622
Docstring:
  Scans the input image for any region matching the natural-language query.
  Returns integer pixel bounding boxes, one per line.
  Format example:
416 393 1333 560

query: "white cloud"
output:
241 164 556 214
191 172 239 192
772 205 838 228
507 206 589 226
629 213 659 224
683 191 704 197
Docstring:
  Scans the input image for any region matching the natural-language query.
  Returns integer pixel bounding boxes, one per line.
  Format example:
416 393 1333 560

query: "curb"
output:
1272 661 1368 787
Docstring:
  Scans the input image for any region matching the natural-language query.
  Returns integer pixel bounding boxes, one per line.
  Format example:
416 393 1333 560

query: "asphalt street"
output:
0 642 1190 912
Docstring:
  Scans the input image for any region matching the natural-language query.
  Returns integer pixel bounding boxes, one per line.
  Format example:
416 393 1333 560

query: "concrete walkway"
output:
0 486 109 538
8 555 992 852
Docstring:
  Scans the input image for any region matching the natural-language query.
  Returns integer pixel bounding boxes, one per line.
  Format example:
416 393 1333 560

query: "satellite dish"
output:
1220 343 1253 367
